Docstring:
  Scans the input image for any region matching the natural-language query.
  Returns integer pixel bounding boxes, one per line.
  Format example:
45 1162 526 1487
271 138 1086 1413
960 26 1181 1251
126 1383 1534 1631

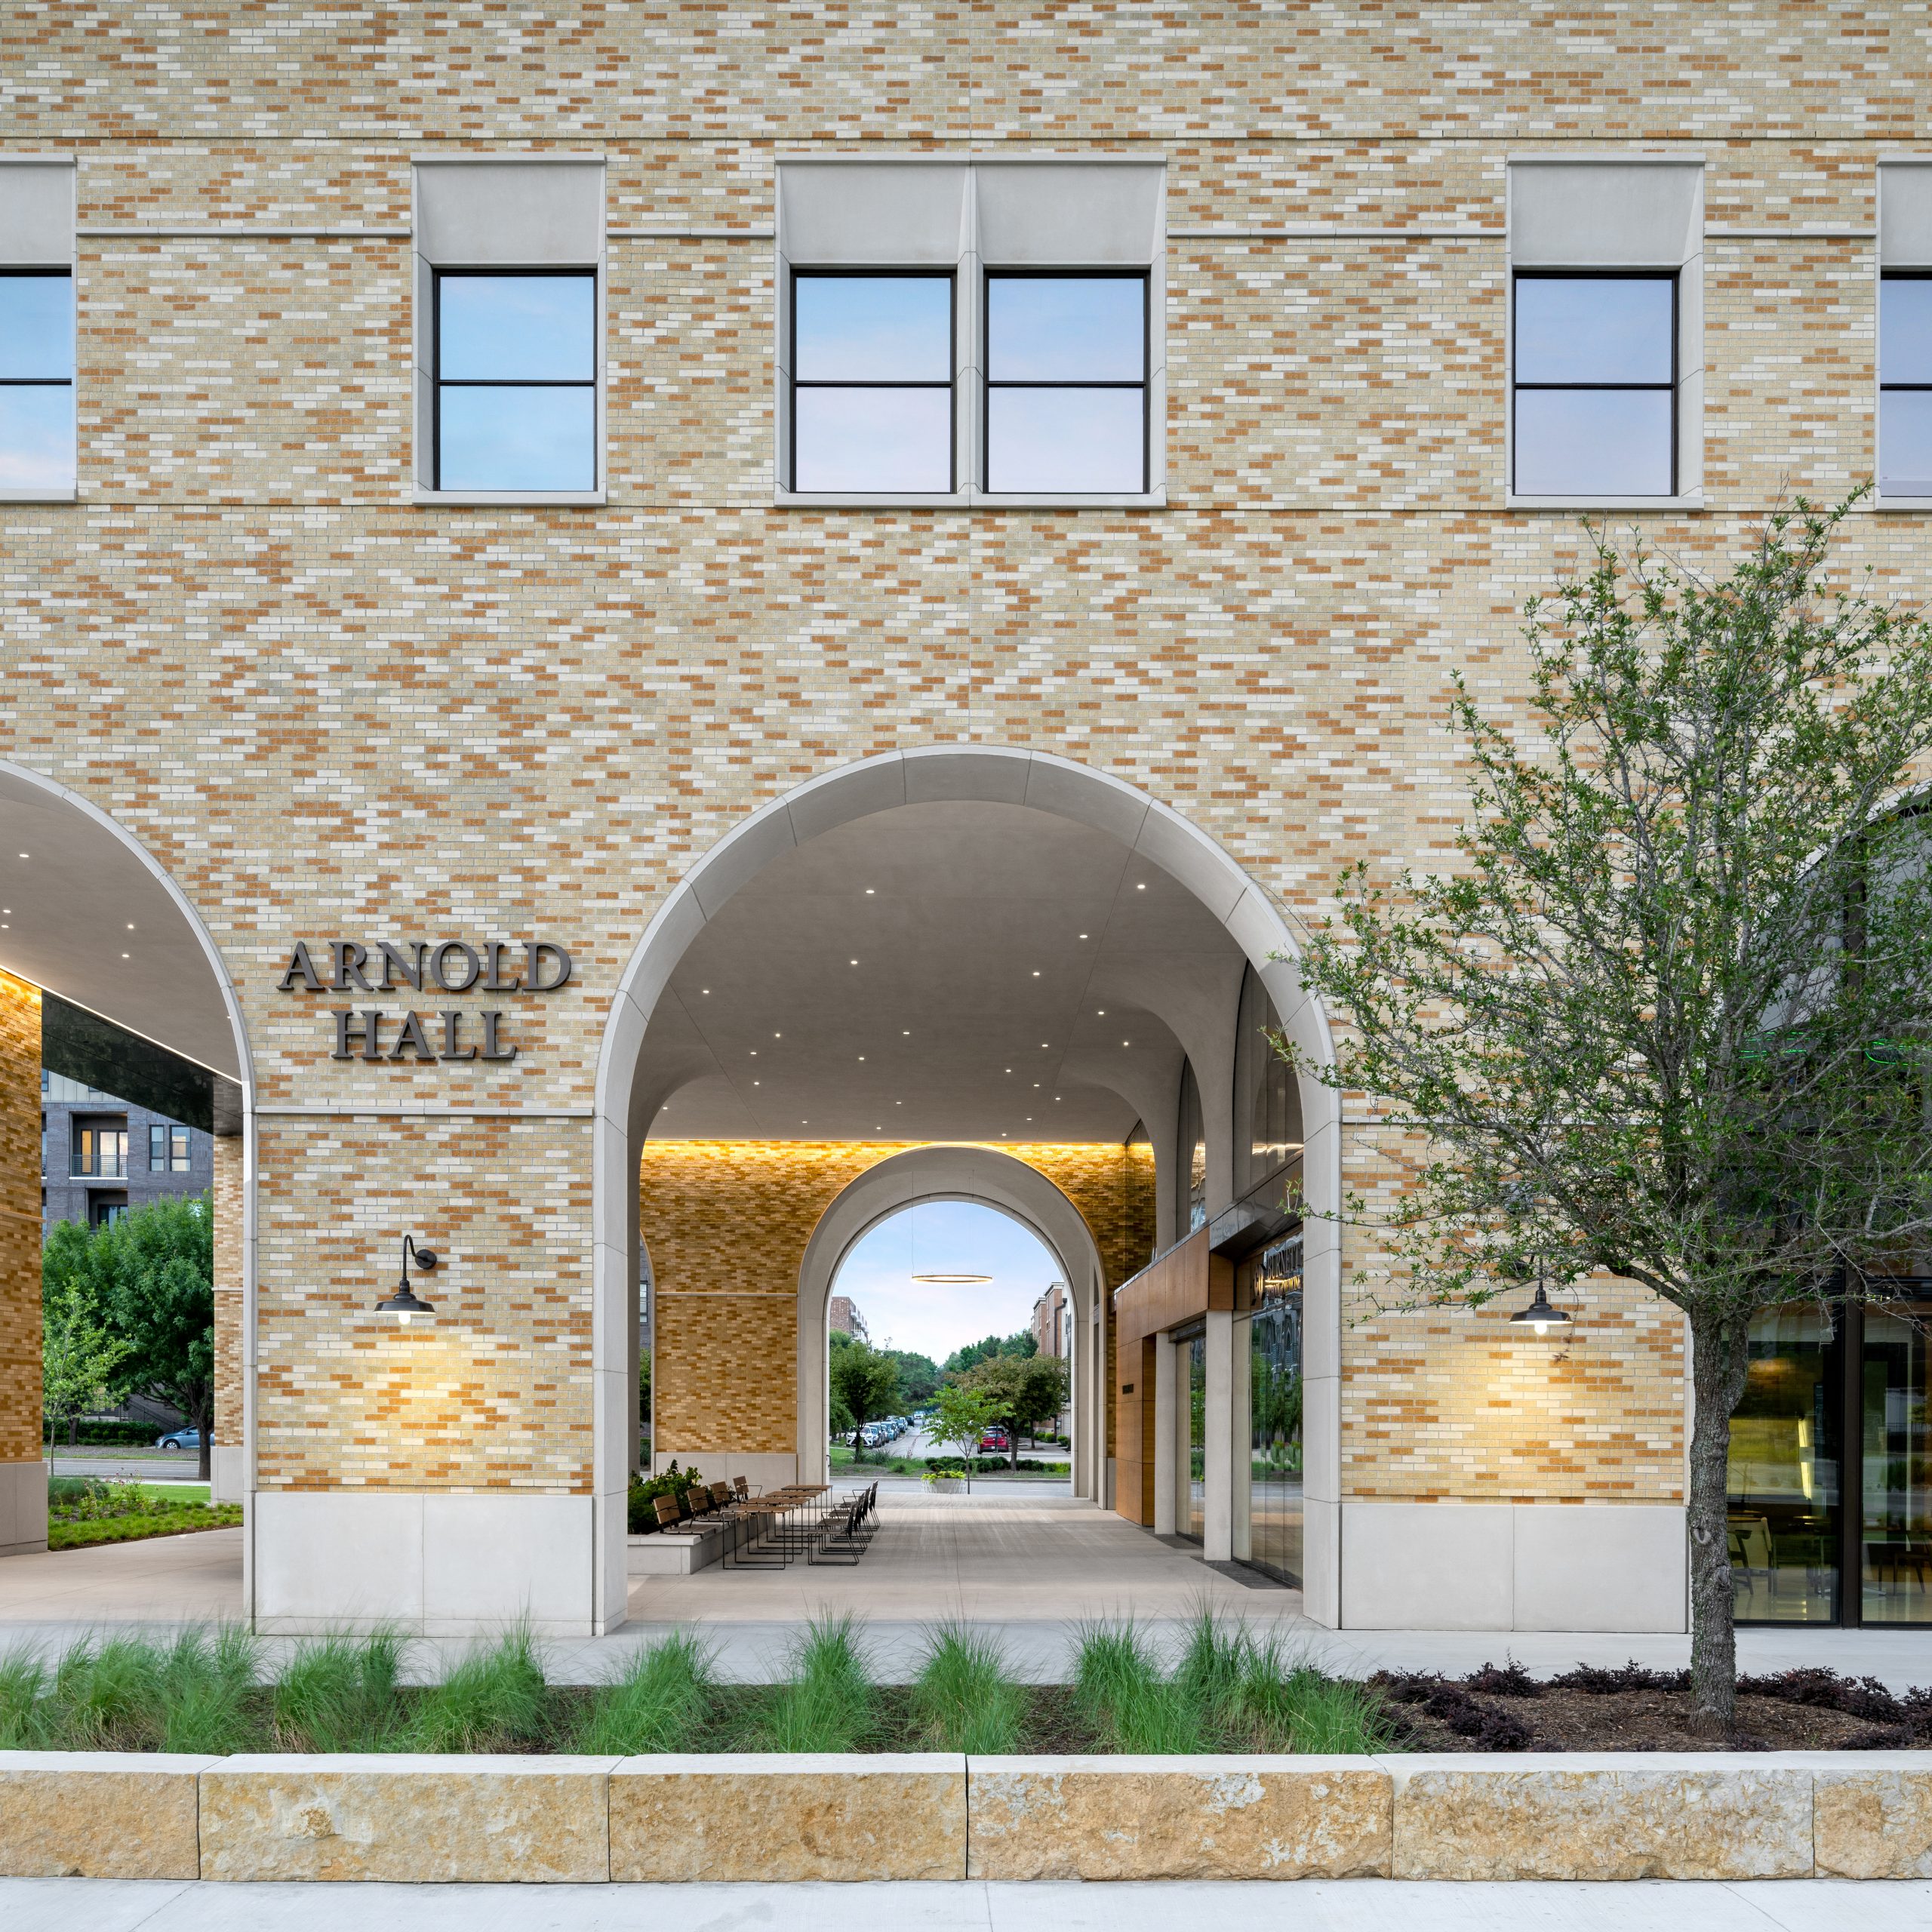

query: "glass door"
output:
1728 1306 1843 1623
1860 1297 1932 1625
1184 1329 1206 1542
1240 1235 1303 1586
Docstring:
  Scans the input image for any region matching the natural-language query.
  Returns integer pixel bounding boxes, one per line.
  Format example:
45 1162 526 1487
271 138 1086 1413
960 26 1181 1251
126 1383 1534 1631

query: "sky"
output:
829 1199 1061 1365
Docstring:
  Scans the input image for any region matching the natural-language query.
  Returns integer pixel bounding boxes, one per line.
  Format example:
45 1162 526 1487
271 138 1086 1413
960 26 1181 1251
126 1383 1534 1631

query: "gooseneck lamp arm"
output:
375 1235 440 1323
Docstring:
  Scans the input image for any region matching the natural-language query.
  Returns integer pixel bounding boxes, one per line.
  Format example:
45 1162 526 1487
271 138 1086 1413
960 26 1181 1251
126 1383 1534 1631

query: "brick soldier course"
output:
0 2 1924 1633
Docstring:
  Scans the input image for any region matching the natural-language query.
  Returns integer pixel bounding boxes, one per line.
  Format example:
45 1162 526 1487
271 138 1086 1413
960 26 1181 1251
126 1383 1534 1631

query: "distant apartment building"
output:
1032 1283 1071 1438
41 1072 212 1235
827 1297 866 1341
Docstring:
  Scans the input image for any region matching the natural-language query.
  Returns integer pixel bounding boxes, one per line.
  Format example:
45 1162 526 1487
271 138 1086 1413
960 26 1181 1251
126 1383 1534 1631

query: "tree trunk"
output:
1686 1307 1749 1737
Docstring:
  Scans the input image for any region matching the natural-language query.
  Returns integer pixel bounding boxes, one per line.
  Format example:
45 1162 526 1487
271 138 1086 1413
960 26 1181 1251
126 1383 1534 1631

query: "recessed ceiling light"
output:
1033 1083 1040 1088
774 1032 781 1038
1097 1010 1104 1015
1136 882 1146 890
1005 1068 1011 1073
865 888 875 895
1122 1040 1130 1047
902 1029 910 1036
750 1051 758 1056
850 959 858 966
1079 933 1088 939
753 1079 760 1084
122 952 130 959
126 924 135 931
1039 1042 1048 1048
702 988 709 994
896 1100 902 1105
858 1056 865 1061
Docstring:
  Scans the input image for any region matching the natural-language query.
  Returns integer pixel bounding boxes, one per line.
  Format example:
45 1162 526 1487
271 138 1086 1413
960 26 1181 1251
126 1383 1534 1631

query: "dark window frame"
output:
430 265 598 494
1879 269 1932 494
786 266 955 494
982 266 1150 496
149 1122 167 1173
1511 267 1678 498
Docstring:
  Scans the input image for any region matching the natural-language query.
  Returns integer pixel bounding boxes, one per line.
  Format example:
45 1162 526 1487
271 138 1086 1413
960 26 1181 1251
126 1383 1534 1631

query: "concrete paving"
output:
5 1878 1932 1931
5 1500 1932 1690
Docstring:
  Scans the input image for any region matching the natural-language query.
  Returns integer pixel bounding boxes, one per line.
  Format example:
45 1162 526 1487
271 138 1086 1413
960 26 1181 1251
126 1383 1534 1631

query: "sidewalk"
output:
5 1876 1928 1931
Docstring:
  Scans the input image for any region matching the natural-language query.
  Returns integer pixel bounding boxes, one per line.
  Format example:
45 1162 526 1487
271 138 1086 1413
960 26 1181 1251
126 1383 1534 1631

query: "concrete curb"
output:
2 1749 1929 1881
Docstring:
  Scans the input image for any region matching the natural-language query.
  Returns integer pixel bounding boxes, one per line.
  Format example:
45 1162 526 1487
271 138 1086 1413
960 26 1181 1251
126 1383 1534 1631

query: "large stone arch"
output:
593 745 1342 1632
793 1145 1111 1496
0 759 257 1564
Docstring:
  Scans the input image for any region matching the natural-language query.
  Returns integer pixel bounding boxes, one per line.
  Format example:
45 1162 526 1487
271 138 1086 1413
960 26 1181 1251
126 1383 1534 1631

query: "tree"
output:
41 1278 132 1460
885 1349 941 1404
827 1338 901 1460
959 1351 1069 1466
45 1195 216 1480
1287 497 1932 1735
928 1382 1002 1493
942 1329 1038 1375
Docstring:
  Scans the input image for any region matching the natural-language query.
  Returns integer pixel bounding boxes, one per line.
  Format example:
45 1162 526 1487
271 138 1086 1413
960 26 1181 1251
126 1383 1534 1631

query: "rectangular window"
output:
432 269 597 493
789 271 953 493
149 1123 167 1172
1512 272 1677 497
1879 273 1932 499
984 271 1147 494
0 269 75 497
171 1125 190 1171
75 1124 128 1178
93 1198 128 1229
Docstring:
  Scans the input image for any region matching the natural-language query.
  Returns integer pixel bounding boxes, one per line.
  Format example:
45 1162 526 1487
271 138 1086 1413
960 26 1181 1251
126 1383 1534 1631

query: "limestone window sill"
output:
1506 492 1705 513
413 488 607 508
773 488 1167 511
1873 494 1932 512
0 488 77 504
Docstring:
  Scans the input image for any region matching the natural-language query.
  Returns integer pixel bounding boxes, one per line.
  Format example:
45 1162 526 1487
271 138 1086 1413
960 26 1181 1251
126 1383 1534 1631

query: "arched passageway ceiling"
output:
0 764 245 1081
638 798 1243 1144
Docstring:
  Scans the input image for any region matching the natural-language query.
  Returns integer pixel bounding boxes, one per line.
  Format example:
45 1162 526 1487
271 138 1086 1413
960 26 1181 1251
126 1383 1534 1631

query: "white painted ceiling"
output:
642 801 1244 1143
0 771 242 1079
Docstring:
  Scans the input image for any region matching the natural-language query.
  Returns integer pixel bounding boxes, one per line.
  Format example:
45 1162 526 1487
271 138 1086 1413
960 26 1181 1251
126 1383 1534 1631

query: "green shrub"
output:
274 1631 406 1753
1232 1633 1401 1755
405 1627 547 1752
577 1630 715 1755
910 1625 1024 1754
745 1614 874 1753
1072 1621 1202 1755
627 1460 706 1532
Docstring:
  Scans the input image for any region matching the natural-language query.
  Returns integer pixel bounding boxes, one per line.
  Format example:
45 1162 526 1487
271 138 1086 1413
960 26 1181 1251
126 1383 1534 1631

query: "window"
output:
774 159 1166 503
149 1123 190 1173
1175 1060 1206 1237
92 1198 128 1229
149 1123 166 1172
789 271 953 493
1232 966 1304 1201
432 270 596 493
1512 272 1677 497
984 272 1148 494
0 270 75 497
171 1125 190 1171
74 1124 128 1178
1880 274 1932 499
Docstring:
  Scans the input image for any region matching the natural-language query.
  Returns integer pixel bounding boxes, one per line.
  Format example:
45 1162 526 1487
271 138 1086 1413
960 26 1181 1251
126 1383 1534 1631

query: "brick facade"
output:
211 1133 245 1451
0 975 40 1466
0 4 1925 1539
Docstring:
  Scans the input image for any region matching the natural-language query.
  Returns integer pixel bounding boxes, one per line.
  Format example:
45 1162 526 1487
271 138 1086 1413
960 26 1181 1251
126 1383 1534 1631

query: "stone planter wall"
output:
3 1749 1928 1883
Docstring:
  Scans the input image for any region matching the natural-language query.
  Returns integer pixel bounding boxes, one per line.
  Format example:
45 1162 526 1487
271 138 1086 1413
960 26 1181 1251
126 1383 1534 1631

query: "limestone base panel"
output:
0 1458 48 1558
251 1491 601 1635
209 1444 246 1508
1340 1502 1687 1632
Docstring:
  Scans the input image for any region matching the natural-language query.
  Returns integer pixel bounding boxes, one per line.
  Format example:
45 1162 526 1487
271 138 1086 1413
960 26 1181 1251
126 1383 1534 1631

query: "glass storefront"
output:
1185 1328 1206 1542
1729 1295 1932 1627
1861 1299 1932 1625
1241 1235 1303 1586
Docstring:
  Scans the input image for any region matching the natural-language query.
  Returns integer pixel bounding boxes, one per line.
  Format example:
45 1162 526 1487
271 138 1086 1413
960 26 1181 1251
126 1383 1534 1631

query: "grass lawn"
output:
45 1475 237 1551
48 1507 242 1552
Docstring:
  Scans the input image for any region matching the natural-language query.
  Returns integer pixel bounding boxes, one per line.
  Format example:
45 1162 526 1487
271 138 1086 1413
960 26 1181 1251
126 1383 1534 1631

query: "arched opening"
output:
598 746 1340 1635
795 1148 1110 1493
0 760 254 1571
820 1196 1072 1477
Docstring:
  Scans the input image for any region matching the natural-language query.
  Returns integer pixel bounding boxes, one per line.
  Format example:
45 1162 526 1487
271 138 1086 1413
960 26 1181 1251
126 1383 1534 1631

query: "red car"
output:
979 1427 1010 1451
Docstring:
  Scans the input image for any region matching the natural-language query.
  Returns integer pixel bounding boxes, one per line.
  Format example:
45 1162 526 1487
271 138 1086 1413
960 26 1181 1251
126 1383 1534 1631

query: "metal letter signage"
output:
278 940 574 1067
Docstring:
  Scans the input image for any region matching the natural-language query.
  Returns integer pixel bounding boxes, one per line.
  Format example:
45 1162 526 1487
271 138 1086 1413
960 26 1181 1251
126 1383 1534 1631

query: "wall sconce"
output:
1509 1281 1571 1336
376 1235 438 1324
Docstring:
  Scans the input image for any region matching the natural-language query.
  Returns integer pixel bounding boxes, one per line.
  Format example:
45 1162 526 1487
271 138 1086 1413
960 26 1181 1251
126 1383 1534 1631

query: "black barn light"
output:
377 1235 439 1323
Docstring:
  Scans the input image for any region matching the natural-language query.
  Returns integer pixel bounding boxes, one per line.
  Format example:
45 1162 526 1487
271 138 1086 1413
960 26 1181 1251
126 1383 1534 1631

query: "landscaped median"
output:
4 1749 1931 1883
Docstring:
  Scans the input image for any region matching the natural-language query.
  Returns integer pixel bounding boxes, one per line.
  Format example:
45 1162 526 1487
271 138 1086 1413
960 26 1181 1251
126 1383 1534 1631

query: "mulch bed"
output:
1375 1660 1932 1753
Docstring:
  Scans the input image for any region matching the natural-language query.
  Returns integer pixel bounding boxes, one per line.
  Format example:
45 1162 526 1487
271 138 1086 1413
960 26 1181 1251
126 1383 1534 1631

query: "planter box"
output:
925 1477 964 1494
0 1749 1920 1884
626 1524 724 1575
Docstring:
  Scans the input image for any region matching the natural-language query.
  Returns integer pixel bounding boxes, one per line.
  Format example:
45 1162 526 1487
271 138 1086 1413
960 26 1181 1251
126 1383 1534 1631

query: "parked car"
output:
979 1427 1009 1451
155 1428 202 1451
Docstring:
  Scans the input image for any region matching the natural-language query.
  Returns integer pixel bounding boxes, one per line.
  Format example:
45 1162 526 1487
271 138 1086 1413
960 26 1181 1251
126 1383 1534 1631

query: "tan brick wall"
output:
642 1140 1140 1457
211 1133 245 1451
254 1118 592 1491
0 974 40 1464
0 1 1924 1512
